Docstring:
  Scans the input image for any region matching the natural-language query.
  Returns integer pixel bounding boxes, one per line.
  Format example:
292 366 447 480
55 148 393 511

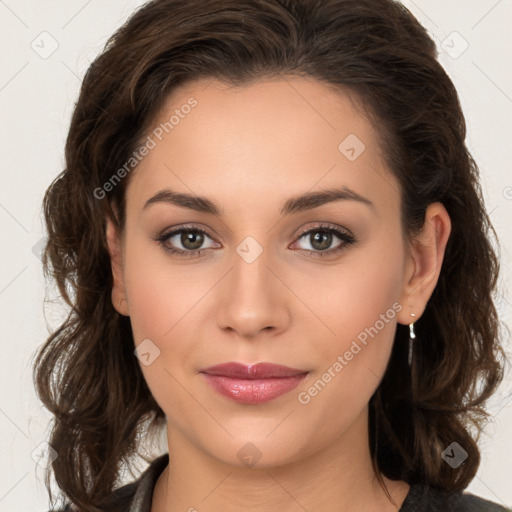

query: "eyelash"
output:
153 223 356 259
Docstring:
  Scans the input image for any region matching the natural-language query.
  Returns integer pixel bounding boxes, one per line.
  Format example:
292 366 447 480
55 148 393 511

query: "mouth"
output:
199 362 309 404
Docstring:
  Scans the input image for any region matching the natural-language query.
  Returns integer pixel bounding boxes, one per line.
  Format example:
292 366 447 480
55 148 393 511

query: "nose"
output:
215 247 292 340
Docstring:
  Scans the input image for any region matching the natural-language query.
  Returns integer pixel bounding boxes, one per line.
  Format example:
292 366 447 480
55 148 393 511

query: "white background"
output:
0 0 511 510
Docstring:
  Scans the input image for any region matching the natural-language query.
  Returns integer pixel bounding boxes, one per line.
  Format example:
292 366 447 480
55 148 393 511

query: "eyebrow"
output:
143 186 374 216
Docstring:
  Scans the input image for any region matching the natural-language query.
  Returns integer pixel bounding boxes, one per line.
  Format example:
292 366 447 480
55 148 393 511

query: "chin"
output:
201 430 316 470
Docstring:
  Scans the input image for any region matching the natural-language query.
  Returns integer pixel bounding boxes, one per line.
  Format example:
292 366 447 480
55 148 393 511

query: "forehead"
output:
126 77 399 217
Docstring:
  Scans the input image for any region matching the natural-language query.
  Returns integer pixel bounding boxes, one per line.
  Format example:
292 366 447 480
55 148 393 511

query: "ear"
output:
106 214 130 316
397 202 451 325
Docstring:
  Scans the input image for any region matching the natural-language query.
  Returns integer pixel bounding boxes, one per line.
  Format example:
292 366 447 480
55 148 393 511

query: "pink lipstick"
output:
200 362 308 404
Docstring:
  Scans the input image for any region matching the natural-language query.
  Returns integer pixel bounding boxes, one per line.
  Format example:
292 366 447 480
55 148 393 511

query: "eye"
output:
292 223 356 257
154 226 220 258
154 223 356 258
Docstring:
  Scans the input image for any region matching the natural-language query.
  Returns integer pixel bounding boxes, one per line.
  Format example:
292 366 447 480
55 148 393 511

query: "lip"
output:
200 362 309 404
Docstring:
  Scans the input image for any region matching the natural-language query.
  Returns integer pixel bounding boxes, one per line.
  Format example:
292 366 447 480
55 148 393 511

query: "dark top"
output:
56 453 511 511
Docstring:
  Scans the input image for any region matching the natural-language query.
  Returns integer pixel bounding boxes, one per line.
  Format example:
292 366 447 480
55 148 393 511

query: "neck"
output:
152 407 409 512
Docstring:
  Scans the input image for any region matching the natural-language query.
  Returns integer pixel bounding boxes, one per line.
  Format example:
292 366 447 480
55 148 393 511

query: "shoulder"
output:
401 484 511 511
49 453 169 512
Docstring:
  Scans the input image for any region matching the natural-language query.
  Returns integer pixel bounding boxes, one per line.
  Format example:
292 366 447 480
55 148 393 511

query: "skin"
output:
106 77 451 512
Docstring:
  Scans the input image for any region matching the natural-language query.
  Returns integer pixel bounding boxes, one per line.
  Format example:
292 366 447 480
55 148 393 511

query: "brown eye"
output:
293 224 356 257
154 226 219 257
308 231 334 251
180 230 205 250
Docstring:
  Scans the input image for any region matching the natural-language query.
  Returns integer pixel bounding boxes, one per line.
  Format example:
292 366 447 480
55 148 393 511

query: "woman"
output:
34 0 510 510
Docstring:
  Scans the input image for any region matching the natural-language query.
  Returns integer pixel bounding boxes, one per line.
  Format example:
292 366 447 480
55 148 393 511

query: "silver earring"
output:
408 313 416 367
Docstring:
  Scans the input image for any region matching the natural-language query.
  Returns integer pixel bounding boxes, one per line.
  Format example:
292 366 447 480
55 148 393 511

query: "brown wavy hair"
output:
33 0 507 510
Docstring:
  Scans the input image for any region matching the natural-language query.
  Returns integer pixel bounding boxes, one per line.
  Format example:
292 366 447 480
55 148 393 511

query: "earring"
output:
408 313 416 367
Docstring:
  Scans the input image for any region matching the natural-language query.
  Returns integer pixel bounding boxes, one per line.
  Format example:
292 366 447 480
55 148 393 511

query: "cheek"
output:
293 237 404 415
124 272 171 344
121 245 205 417
295 284 401 445
121 239 213 389
122 237 203 342
297 237 405 360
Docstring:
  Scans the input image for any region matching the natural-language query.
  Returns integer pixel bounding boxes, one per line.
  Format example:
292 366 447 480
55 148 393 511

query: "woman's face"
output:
110 77 421 468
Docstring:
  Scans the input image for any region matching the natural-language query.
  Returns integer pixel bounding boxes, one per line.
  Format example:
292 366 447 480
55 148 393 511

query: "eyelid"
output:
294 222 352 239
157 223 215 240
154 224 219 252
290 222 356 254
